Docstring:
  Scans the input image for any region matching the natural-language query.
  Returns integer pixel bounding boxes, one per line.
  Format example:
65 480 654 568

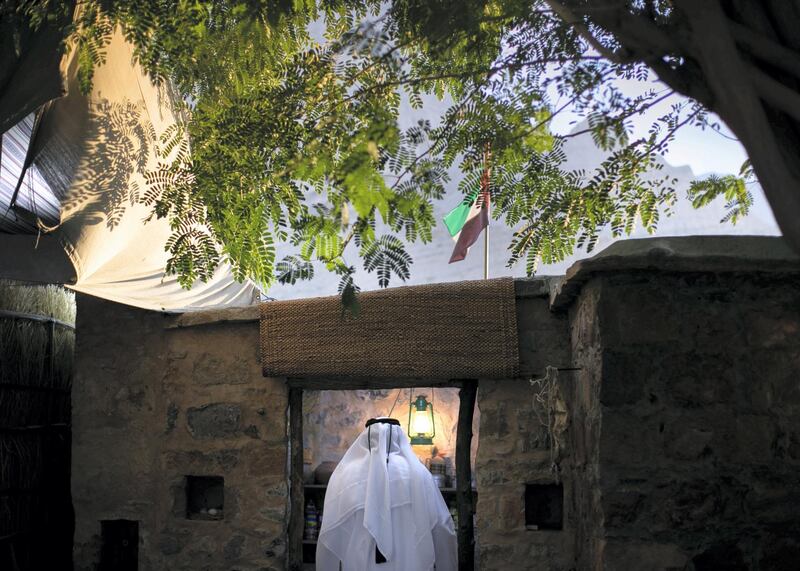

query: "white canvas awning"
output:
0 31 256 312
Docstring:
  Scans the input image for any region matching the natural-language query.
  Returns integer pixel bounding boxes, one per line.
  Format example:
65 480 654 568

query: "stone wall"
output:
563 279 604 570
568 270 800 570
476 239 800 571
476 284 575 571
70 280 569 571
580 272 800 571
69 237 800 571
72 294 287 571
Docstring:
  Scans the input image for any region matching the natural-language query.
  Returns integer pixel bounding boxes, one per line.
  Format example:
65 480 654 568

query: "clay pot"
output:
314 461 339 485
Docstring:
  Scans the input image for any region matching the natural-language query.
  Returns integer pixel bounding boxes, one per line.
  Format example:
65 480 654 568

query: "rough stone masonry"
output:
70 236 800 570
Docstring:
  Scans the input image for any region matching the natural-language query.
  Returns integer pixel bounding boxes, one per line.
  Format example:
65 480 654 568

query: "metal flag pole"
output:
483 145 491 280
484 202 489 280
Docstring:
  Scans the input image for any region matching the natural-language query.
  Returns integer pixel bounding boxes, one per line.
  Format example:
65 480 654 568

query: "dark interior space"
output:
524 483 564 531
185 475 224 521
100 519 138 571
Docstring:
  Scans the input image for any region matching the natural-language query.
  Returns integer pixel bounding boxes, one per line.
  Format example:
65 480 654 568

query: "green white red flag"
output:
443 191 489 263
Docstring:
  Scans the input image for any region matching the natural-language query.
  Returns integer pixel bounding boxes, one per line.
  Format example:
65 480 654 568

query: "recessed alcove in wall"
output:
525 483 564 530
185 475 224 520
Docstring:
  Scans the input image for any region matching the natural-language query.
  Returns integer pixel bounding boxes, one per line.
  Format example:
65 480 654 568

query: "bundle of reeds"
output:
0 281 74 427
0 281 75 570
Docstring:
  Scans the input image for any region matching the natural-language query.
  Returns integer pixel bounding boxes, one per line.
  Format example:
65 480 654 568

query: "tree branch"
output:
561 89 676 140
728 19 800 80
672 0 800 252
544 0 631 63
342 55 603 104
388 83 484 193
651 107 702 154
747 64 800 123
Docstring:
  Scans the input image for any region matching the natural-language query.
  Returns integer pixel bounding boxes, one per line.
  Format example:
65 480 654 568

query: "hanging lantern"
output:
408 394 435 445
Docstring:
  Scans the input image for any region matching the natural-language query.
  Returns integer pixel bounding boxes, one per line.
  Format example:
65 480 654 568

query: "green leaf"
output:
361 234 412 288
276 255 315 285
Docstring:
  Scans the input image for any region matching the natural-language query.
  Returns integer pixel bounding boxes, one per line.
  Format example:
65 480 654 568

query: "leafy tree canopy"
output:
14 0 758 294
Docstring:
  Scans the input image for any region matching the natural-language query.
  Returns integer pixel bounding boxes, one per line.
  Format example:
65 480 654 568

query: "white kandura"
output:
316 419 457 571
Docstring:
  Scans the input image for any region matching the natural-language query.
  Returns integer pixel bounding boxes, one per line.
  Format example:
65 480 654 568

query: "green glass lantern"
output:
408 394 435 445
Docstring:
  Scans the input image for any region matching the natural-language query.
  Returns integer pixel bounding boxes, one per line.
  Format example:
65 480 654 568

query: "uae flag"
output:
443 191 489 263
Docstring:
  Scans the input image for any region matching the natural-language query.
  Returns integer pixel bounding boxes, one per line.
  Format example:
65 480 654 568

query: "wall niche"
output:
185 475 224 521
525 483 563 530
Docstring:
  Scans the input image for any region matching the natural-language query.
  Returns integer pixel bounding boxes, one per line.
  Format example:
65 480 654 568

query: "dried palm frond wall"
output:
0 281 75 571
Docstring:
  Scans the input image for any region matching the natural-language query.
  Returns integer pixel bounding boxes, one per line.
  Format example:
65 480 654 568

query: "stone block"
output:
691 303 748 354
746 468 800 524
788 430 800 461
245 445 286 478
158 529 191 556
187 403 243 438
599 412 659 465
517 297 570 374
599 284 688 349
223 534 245 561
603 540 689 571
664 353 739 408
481 403 511 439
745 311 800 349
479 467 512 486
258 506 286 524
166 402 179 433
261 535 285 559
665 426 713 461
650 478 728 532
193 353 252 386
759 532 800 570
732 414 777 465
163 449 241 472
747 349 800 412
600 351 647 406
692 541 748 571
603 490 645 529
498 492 525 529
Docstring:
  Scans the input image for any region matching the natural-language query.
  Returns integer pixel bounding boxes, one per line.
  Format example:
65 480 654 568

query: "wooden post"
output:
456 379 478 571
287 386 304 571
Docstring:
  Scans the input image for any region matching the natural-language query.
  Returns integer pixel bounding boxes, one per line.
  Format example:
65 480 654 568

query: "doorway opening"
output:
286 379 479 571
99 519 138 571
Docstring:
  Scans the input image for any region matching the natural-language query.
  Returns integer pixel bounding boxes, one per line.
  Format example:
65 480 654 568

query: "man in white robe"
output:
316 418 458 571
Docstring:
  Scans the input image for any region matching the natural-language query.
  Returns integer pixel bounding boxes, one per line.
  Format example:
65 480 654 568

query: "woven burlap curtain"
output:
260 277 519 379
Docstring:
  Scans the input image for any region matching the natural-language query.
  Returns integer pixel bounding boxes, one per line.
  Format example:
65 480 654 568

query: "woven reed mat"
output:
260 277 519 379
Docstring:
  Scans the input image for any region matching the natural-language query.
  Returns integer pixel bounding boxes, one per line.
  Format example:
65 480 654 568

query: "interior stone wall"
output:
568 271 800 570
71 294 287 571
302 388 476 478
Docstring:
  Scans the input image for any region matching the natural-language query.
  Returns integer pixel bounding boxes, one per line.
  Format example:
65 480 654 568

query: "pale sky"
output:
548 75 750 178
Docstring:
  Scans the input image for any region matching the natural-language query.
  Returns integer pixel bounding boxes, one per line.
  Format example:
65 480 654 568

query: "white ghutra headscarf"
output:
317 418 457 571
